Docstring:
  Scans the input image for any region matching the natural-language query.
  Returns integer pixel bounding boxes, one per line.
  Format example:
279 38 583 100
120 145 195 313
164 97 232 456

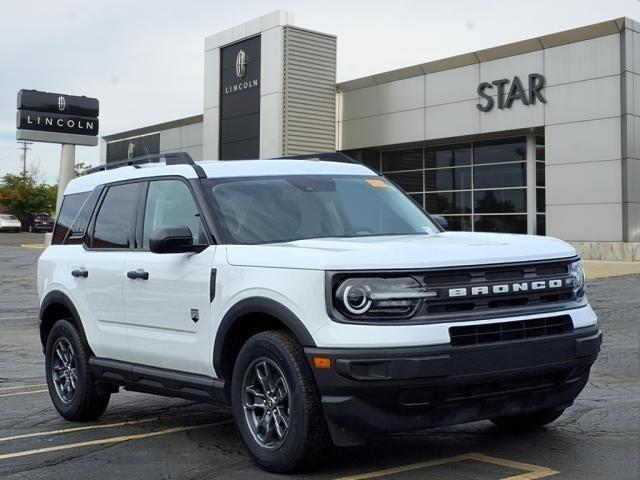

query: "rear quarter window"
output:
52 192 90 244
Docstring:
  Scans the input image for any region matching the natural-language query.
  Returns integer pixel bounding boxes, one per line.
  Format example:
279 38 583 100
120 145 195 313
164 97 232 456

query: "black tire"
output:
231 330 331 473
45 319 110 421
491 408 565 431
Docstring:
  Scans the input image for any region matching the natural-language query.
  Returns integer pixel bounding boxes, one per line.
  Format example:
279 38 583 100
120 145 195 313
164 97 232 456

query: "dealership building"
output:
100 11 640 260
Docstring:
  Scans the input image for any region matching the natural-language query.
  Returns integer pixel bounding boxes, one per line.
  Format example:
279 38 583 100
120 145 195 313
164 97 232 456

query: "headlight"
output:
335 276 438 319
568 260 586 299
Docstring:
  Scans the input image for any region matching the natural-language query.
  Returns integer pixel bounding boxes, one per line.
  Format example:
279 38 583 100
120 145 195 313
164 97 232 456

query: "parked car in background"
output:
0 214 22 232
23 213 54 232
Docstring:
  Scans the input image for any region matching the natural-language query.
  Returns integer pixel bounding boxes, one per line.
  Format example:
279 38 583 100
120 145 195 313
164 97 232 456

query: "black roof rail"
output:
272 152 357 163
86 152 206 179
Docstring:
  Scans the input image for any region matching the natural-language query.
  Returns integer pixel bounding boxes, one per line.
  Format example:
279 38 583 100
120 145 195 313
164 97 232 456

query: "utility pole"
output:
17 141 33 175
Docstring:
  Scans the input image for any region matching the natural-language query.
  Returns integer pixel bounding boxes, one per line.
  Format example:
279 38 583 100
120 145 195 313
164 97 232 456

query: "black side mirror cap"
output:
148 226 206 254
432 215 448 231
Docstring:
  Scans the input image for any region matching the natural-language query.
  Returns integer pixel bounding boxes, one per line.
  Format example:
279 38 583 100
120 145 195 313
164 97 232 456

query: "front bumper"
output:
305 325 601 445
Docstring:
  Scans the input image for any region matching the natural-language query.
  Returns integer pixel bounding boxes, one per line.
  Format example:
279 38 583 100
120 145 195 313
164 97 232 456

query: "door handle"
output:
71 269 88 278
127 269 149 280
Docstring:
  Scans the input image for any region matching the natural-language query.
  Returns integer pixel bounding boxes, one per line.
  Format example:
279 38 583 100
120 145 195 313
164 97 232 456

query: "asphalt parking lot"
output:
0 241 638 479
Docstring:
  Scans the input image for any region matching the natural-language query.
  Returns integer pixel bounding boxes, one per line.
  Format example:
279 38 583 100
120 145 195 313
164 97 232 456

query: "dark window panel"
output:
473 163 526 189
381 149 423 172
343 149 381 172
425 191 472 214
536 136 545 162
536 161 546 187
536 188 546 213
425 167 471 191
139 134 160 156
474 189 526 214
441 215 472 232
537 214 546 236
408 193 424 209
385 170 423 193
425 144 471 168
474 215 527 234
473 137 527 164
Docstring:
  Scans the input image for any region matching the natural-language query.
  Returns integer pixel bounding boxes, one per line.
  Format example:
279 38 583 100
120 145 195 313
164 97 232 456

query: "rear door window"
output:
91 183 140 249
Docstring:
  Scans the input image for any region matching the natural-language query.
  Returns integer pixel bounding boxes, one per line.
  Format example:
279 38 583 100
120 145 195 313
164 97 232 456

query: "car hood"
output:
225 232 578 270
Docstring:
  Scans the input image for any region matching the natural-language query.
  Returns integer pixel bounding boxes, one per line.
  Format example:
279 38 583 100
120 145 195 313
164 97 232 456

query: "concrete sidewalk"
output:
584 260 640 280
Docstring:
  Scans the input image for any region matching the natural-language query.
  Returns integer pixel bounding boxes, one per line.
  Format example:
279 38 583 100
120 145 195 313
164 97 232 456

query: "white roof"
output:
64 159 374 195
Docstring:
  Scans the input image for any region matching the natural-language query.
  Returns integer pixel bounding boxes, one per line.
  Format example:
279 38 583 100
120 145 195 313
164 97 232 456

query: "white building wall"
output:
544 35 622 242
623 21 640 244
158 122 203 161
337 31 627 245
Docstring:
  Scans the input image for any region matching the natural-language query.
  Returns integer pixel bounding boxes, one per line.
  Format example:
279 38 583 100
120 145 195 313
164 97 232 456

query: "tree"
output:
0 172 57 220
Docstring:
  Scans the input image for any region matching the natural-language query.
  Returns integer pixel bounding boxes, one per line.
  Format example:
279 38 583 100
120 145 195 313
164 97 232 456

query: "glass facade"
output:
345 135 544 235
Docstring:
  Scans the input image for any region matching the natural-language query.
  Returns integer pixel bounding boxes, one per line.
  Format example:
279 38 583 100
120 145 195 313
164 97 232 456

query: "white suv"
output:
37 153 601 473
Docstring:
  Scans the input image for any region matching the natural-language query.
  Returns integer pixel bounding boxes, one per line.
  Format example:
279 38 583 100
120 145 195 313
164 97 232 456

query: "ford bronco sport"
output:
38 153 601 472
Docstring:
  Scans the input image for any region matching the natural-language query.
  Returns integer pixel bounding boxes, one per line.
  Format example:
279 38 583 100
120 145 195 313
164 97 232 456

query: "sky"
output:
2 0 640 184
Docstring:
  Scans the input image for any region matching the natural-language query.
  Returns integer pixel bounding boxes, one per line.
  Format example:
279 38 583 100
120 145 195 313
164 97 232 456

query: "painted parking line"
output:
0 419 234 461
0 315 38 321
20 244 46 249
335 452 558 480
0 384 46 391
0 389 48 398
0 417 159 443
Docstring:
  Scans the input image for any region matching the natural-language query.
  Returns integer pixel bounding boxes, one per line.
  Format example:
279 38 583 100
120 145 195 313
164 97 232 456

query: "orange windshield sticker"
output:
366 179 388 188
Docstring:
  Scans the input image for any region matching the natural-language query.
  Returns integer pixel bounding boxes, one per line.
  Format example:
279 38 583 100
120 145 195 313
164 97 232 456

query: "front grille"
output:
449 315 573 346
419 258 576 317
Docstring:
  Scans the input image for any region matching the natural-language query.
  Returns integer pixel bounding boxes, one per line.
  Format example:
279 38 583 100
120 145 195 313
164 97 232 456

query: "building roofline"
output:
336 17 629 92
102 114 203 142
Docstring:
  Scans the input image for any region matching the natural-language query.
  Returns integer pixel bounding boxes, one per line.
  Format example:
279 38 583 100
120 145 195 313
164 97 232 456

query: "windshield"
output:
0 215 17 220
204 175 438 244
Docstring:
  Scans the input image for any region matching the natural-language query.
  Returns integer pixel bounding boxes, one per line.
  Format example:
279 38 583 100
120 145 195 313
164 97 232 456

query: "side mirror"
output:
149 226 205 254
432 215 448 231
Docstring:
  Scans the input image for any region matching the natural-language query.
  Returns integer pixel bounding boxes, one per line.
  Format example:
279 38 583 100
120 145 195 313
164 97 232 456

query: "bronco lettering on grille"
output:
448 278 567 298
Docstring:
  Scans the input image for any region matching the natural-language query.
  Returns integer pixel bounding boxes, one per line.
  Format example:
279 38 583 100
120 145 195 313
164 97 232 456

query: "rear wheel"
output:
45 319 110 421
491 408 565 431
231 331 331 473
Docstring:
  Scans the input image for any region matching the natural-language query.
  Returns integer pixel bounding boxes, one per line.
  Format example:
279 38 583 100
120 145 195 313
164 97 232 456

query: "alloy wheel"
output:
51 338 78 404
242 358 291 449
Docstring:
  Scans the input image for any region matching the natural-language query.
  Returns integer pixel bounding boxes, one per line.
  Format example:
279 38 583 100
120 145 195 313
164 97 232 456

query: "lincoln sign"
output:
16 90 100 146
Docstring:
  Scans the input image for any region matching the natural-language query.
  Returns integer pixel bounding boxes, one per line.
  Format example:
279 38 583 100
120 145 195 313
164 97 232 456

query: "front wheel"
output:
45 319 110 421
231 331 331 473
491 408 565 431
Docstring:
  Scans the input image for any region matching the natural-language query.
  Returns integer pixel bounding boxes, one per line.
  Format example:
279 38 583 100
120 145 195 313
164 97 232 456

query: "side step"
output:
89 358 227 404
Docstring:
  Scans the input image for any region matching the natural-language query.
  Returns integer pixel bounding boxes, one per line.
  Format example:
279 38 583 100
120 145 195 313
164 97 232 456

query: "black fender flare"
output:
39 290 90 352
213 297 317 376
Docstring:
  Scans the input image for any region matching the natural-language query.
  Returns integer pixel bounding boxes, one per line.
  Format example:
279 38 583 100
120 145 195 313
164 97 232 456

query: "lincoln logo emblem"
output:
235 49 247 78
57 96 66 112
127 142 135 160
